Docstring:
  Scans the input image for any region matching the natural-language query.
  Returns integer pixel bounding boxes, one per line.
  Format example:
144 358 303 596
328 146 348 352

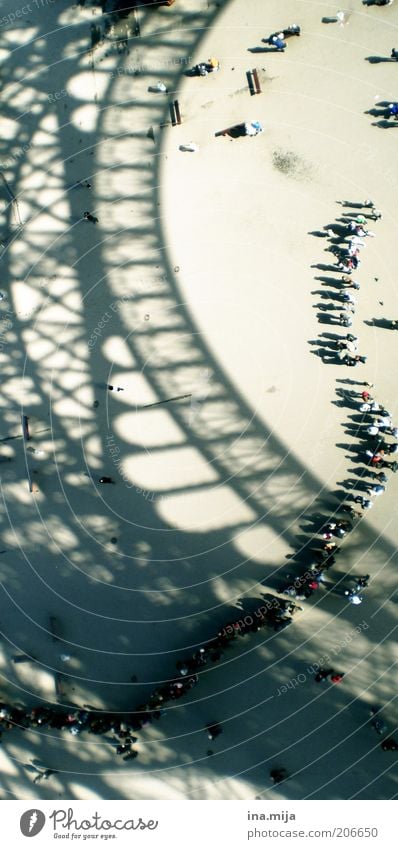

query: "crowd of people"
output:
285 198 397 610
2 449 397 761
337 385 398 507
0 593 300 764
2 7 398 788
262 24 301 52
312 201 380 358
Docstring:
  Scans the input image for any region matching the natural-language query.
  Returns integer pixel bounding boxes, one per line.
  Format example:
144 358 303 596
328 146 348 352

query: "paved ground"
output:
0 0 397 800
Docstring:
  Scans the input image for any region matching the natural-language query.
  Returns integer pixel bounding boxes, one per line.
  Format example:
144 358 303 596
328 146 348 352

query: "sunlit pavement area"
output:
0 0 397 799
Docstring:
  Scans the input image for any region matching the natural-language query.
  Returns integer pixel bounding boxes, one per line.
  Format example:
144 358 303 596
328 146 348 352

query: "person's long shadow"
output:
314 275 346 288
337 478 369 491
309 346 331 359
364 318 395 329
247 45 280 53
348 466 376 479
320 331 344 341
317 354 341 365
365 107 390 118
312 289 349 302
316 313 344 325
343 425 367 441
337 441 362 453
299 513 335 534
311 263 341 272
336 377 365 385
347 412 370 424
316 340 339 351
215 123 247 138
337 200 368 209
325 237 347 249
372 119 398 129
329 487 353 501
308 338 337 350
325 222 348 237
365 56 396 64
313 299 334 308
331 395 358 410
332 396 352 409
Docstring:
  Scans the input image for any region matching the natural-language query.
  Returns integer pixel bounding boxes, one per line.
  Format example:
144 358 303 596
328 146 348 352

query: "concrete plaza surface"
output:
0 0 397 800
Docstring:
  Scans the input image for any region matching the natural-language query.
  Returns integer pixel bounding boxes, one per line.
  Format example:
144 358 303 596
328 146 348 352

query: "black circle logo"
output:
20 810 46 837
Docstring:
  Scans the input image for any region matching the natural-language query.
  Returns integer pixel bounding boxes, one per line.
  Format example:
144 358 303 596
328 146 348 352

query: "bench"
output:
247 69 262 95
246 70 255 96
252 68 261 94
49 616 62 642
174 99 182 125
21 415 30 441
169 101 177 126
55 673 67 699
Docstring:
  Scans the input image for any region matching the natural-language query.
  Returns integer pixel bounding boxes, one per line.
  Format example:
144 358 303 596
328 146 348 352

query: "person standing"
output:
269 34 287 51
314 668 334 682
355 575 370 589
270 767 289 783
206 722 223 740
369 484 386 496
341 275 360 290
381 738 398 751
69 180 92 189
83 211 98 223
32 767 58 784
371 471 387 483
344 591 363 605
354 496 374 509
366 450 384 467
330 672 345 683
367 425 380 437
